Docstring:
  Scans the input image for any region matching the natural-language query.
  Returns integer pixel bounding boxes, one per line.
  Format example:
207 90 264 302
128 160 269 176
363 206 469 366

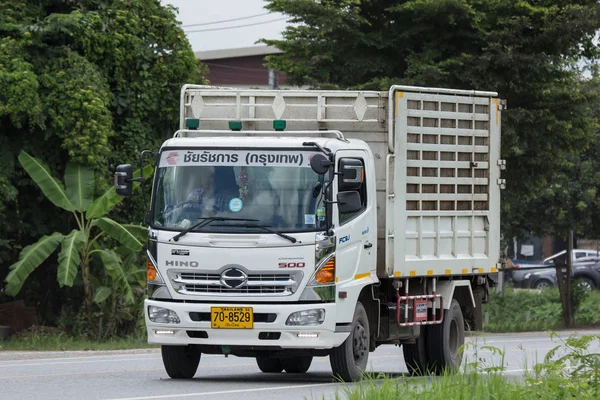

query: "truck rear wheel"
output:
329 302 369 382
161 345 201 379
282 356 313 373
256 357 283 373
426 299 465 374
402 328 429 375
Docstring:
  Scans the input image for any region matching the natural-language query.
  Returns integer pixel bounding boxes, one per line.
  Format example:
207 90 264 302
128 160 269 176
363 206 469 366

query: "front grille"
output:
169 270 303 297
184 285 286 294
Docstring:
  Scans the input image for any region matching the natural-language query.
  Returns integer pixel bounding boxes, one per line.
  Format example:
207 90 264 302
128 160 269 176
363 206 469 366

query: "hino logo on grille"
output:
165 260 199 267
220 268 248 289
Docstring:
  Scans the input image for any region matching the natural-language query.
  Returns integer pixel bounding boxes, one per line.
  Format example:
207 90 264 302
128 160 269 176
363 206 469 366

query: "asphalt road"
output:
1 330 599 400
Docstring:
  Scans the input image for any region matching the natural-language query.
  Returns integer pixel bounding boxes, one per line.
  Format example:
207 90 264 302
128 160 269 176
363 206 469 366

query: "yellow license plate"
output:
211 307 253 329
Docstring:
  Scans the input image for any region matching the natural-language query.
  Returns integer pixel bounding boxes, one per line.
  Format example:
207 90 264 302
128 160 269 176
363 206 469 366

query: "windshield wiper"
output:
211 223 298 243
170 217 259 242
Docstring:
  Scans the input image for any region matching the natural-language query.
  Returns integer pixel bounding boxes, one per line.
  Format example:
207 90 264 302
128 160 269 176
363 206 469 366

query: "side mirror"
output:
338 158 363 191
114 164 133 196
337 191 362 214
310 153 333 175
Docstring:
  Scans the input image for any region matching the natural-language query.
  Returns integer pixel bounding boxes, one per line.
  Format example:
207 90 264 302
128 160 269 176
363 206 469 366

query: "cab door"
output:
333 150 377 284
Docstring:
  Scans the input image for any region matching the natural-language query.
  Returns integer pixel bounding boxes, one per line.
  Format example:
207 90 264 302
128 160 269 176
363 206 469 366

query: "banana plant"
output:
4 151 153 312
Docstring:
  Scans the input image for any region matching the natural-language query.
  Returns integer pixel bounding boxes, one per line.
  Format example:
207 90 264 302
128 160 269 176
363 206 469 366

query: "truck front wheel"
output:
282 356 312 373
161 345 201 379
426 299 465 374
256 357 283 373
329 302 370 382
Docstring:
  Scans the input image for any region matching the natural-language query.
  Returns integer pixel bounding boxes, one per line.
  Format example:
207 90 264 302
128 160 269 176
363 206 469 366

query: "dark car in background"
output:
513 255 600 291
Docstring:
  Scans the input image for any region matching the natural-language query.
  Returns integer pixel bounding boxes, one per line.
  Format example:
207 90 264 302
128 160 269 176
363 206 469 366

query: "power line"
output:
185 17 288 33
181 13 271 28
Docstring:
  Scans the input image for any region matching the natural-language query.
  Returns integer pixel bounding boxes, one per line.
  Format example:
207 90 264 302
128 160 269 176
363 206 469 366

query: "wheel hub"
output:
353 323 368 363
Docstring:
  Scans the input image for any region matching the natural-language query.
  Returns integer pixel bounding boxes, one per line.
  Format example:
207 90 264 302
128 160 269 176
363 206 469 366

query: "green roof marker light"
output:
228 120 242 131
273 120 287 131
185 118 199 130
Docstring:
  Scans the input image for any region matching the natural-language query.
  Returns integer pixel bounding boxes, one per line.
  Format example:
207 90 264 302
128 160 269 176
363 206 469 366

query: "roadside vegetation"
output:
0 0 203 340
482 287 600 333
341 333 600 400
0 327 155 351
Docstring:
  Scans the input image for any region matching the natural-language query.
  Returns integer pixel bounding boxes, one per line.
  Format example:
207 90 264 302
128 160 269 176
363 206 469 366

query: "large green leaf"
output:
86 164 154 219
99 250 134 304
57 230 86 287
4 233 64 296
122 224 148 244
93 286 112 304
93 217 143 251
18 151 75 212
65 163 95 212
122 253 146 284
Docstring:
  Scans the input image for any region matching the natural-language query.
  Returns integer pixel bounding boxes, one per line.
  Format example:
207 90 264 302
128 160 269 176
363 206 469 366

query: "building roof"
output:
195 45 283 61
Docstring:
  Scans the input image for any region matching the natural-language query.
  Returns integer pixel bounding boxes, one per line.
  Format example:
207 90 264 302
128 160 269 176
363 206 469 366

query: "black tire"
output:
256 357 284 373
426 299 465 375
575 277 595 291
402 328 429 376
161 345 201 379
329 302 370 382
533 279 553 291
281 356 313 373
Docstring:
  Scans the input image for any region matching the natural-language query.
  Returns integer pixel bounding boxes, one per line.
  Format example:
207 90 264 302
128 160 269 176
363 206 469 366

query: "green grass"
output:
340 333 600 400
0 328 156 351
482 287 600 332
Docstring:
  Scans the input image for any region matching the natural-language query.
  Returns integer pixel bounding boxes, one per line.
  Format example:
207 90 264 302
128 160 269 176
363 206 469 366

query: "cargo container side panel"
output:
393 91 499 277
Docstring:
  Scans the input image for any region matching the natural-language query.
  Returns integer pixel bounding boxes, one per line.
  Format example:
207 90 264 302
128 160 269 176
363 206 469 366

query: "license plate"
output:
211 307 253 329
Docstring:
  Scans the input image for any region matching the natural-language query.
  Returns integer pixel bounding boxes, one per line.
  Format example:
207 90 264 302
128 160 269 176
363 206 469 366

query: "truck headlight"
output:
286 309 325 326
148 306 180 324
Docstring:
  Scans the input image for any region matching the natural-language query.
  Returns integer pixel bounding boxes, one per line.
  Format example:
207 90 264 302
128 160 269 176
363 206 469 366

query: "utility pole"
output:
556 231 575 328
268 69 278 89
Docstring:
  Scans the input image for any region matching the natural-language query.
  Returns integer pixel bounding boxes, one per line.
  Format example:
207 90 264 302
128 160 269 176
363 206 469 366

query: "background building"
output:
195 45 290 89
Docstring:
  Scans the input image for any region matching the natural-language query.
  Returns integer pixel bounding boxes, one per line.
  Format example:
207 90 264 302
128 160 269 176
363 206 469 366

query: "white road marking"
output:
103 382 342 400
0 353 158 363
0 353 224 366
0 357 162 368
469 338 560 344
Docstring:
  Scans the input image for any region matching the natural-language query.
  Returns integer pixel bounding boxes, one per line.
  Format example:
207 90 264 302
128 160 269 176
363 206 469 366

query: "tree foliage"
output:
5 152 151 315
0 0 203 322
262 0 600 238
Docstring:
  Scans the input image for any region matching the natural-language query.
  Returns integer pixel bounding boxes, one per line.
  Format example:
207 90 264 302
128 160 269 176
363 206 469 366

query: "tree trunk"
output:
81 258 93 315
556 231 575 328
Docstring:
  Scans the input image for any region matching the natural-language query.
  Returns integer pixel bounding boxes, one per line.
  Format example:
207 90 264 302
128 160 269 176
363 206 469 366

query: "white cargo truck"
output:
115 85 504 381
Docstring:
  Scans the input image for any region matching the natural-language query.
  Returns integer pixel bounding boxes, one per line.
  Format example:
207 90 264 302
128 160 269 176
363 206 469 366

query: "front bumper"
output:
145 299 349 349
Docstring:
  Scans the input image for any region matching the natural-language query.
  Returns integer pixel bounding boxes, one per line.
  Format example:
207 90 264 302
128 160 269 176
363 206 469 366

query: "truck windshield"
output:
152 149 329 232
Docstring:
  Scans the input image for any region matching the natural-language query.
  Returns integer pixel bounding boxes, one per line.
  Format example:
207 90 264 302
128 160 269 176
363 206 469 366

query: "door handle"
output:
364 242 373 249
